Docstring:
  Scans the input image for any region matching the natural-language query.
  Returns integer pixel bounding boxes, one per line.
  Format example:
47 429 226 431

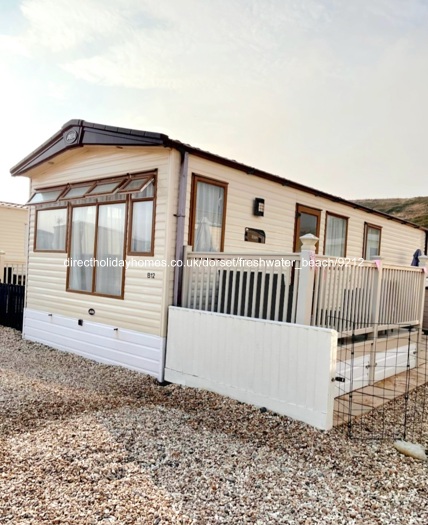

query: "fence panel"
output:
0 283 25 331
312 259 378 334
2 262 26 285
379 266 422 326
183 252 301 323
166 307 337 430
312 259 425 336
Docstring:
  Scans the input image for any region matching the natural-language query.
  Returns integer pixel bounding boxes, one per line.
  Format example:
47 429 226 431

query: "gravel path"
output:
0 327 427 524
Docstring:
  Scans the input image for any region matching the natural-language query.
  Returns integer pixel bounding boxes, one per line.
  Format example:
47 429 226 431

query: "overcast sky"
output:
1 0 428 204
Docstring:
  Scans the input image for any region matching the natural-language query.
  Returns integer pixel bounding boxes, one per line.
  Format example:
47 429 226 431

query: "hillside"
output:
354 196 428 228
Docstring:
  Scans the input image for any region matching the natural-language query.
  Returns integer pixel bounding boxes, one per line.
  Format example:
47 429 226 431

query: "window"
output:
129 179 155 254
32 172 156 298
28 188 65 204
190 175 227 252
324 213 348 257
121 177 153 193
86 180 123 196
130 201 154 254
27 172 156 204
60 184 93 200
68 203 126 297
363 223 381 259
35 208 68 251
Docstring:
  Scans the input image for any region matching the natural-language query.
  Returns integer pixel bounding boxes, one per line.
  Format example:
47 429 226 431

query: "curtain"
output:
325 215 346 257
69 206 96 291
95 203 126 296
131 201 153 253
366 228 380 259
194 182 224 252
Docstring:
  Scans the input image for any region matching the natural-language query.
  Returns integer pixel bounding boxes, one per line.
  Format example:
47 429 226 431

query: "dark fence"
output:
0 283 25 331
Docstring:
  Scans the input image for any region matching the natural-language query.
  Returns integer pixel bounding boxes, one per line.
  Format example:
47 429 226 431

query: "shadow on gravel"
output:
0 327 318 448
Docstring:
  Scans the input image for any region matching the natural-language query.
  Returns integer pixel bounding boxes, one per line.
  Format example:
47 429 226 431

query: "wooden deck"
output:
334 336 428 427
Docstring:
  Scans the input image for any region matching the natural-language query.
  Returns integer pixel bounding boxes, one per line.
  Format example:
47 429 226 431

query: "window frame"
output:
363 222 382 260
59 183 97 201
323 212 348 257
84 178 126 197
30 171 157 299
29 171 157 204
27 186 67 205
120 174 155 194
66 200 128 299
293 204 322 253
127 186 156 256
189 174 228 252
34 206 69 253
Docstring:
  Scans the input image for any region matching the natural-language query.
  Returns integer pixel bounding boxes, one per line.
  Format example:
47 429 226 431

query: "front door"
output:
294 204 321 252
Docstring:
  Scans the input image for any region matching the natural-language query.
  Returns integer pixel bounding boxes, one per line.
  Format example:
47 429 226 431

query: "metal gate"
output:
334 324 428 442
0 283 25 331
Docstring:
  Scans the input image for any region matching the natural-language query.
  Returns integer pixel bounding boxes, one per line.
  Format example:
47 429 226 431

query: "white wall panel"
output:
185 156 425 265
23 308 165 380
165 307 337 430
0 206 28 262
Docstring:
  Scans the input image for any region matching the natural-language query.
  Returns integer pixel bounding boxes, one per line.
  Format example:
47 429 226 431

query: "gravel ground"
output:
0 326 427 525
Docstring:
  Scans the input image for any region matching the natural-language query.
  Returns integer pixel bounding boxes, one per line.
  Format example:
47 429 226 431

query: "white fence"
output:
312 258 425 335
379 266 423 326
182 238 427 337
0 253 26 285
165 307 337 430
182 250 300 323
169 239 427 428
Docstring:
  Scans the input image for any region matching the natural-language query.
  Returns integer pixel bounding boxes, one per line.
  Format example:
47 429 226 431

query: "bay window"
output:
29 171 156 299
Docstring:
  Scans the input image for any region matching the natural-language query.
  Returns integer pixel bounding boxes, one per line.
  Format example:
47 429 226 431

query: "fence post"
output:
181 245 192 308
0 251 5 284
295 234 318 325
369 255 383 384
417 255 428 365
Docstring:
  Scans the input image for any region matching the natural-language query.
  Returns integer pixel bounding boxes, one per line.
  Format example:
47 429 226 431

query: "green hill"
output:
354 197 428 228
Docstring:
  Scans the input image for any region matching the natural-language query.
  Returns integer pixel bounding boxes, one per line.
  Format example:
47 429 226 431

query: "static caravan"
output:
10 121 427 422
0 202 28 284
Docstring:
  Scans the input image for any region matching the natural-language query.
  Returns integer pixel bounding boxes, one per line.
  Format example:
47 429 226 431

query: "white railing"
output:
312 257 426 335
0 260 27 285
182 250 301 323
181 237 428 337
378 265 423 327
312 258 377 334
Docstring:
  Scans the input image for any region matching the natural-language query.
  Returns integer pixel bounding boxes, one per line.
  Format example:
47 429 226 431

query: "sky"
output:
1 0 428 204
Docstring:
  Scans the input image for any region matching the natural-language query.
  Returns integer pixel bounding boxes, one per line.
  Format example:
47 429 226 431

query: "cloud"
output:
2 0 428 200
0 34 30 57
20 0 128 52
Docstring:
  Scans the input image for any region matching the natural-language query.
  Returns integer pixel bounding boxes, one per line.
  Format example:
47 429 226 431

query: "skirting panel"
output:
23 308 165 381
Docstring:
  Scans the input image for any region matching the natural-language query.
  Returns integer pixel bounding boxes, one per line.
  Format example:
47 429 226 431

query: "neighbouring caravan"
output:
10 120 427 383
0 202 28 283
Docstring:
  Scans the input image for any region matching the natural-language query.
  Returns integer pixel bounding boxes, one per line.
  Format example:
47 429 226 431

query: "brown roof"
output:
10 119 427 232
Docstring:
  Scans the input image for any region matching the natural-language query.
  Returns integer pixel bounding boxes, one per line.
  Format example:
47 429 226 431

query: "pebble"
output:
1 326 428 524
